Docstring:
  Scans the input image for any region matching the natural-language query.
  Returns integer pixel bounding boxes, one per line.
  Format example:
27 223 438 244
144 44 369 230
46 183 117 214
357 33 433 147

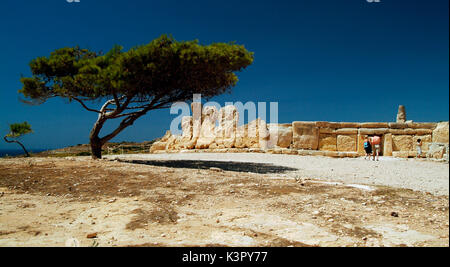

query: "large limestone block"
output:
166 135 181 150
360 122 389 128
149 130 172 152
242 119 261 148
389 128 417 135
181 116 193 139
178 116 193 149
336 122 361 128
383 133 393 156
196 106 218 149
191 102 202 140
357 134 366 155
223 105 238 148
319 134 337 151
319 128 336 134
292 122 319 150
392 135 414 151
235 125 247 148
268 123 292 148
234 119 263 149
335 128 358 135
258 120 270 150
432 121 449 144
414 129 434 135
337 135 357 152
277 124 293 148
406 122 437 129
150 142 167 152
316 122 358 128
427 144 446 159
215 105 238 148
388 123 408 129
316 122 337 128
359 128 389 135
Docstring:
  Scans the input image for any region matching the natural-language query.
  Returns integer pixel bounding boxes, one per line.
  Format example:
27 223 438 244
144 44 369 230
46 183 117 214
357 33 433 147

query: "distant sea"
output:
0 149 48 158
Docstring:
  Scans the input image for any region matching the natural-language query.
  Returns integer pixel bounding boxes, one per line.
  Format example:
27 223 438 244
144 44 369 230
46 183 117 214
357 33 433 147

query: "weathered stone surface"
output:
427 144 446 159
216 105 238 148
383 133 393 156
166 135 180 150
160 130 172 142
336 123 361 128
360 122 389 128
359 128 389 135
269 124 292 148
191 102 202 139
432 121 449 144
150 141 167 152
337 135 357 152
234 119 264 149
235 125 247 148
406 122 437 129
149 131 172 152
396 105 406 123
357 134 366 155
246 119 261 148
316 122 338 128
319 134 337 151
388 128 417 135
335 128 358 135
175 116 193 149
392 135 414 151
414 129 433 135
388 123 408 129
258 120 270 150
196 106 218 149
181 116 193 140
319 128 336 134
292 122 319 150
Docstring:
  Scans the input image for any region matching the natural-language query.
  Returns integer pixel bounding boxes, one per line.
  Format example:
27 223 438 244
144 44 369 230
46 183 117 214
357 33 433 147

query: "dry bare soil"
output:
0 156 448 247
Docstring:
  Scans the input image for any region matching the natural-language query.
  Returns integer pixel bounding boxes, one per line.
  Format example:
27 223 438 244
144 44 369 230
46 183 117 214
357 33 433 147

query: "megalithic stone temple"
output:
150 105 449 161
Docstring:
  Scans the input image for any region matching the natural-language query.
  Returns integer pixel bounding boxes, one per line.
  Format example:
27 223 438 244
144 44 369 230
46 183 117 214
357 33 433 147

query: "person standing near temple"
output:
370 135 381 161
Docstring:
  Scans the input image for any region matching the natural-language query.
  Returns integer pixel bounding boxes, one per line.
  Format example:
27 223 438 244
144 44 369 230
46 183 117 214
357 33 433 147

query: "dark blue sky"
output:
0 0 448 150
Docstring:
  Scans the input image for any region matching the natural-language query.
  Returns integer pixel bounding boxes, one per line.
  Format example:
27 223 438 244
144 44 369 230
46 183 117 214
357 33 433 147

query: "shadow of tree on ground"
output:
118 159 298 174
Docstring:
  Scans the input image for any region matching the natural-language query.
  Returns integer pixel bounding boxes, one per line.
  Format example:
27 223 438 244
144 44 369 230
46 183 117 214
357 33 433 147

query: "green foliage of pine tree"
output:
19 35 254 159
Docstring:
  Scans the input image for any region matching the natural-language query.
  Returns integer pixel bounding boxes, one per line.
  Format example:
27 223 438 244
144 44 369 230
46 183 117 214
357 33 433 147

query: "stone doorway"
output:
368 134 384 156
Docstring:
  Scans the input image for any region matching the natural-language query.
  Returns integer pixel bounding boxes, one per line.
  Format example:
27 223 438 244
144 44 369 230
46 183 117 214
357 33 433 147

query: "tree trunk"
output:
89 116 107 159
3 136 30 157
90 138 103 159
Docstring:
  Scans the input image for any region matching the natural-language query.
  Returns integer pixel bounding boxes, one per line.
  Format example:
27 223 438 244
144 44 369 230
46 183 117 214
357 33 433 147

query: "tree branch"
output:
72 97 101 113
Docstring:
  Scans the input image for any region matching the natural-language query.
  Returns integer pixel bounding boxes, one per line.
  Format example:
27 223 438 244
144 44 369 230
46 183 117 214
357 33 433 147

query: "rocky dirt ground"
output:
0 155 448 247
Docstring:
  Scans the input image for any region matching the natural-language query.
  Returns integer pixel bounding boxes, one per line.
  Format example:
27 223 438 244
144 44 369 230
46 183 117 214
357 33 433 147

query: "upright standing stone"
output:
383 133 393 156
222 105 239 148
191 102 203 140
196 106 218 149
396 105 407 123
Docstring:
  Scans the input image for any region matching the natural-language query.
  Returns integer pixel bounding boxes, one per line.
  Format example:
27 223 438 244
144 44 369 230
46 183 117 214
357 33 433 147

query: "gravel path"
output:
107 153 449 196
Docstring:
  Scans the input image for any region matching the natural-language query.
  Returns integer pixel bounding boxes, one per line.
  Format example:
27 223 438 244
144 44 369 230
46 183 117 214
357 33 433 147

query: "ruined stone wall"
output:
150 104 449 161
